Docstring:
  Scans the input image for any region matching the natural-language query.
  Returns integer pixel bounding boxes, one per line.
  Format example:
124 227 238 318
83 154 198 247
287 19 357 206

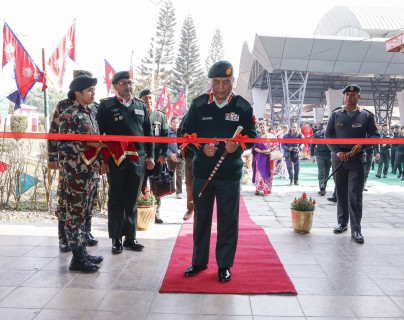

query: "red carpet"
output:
159 196 297 294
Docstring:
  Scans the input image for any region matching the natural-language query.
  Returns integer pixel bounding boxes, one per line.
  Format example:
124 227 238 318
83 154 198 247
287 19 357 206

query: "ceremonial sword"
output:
320 151 354 189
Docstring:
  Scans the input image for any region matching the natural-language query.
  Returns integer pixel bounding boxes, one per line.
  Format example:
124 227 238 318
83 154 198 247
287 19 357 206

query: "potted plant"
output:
137 187 157 230
290 192 316 233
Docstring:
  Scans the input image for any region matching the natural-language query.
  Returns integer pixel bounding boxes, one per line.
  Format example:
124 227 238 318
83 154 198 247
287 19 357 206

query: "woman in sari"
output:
252 121 277 195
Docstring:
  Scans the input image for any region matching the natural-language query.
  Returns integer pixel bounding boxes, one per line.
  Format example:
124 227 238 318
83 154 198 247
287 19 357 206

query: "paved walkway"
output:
0 165 403 320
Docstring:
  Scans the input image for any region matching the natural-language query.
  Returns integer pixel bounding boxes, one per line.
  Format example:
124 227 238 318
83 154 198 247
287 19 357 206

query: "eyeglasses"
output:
117 81 134 86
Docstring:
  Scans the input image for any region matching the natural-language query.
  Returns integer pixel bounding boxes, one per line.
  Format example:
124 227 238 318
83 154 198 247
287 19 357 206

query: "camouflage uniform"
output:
58 102 101 249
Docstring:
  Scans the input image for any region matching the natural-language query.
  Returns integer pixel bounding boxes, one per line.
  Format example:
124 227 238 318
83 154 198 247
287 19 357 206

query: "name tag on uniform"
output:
202 117 213 120
352 122 362 128
225 112 239 122
134 109 144 116
337 123 343 126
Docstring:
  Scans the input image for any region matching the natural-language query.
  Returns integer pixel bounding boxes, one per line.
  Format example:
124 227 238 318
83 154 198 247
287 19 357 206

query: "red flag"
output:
104 59 116 95
37 72 48 92
165 94 172 122
172 90 185 117
48 21 76 88
2 22 42 101
155 83 167 110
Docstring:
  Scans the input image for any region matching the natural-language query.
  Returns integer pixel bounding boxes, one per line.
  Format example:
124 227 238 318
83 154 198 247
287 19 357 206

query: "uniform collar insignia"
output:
208 93 214 104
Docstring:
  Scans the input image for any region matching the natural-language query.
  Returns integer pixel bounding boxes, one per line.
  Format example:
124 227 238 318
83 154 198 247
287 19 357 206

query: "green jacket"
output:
149 108 168 158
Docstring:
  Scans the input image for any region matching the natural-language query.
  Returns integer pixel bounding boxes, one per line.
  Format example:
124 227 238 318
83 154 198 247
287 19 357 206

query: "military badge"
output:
225 67 232 76
337 123 344 126
225 112 239 122
252 115 257 125
63 112 72 118
352 122 362 128
119 116 123 120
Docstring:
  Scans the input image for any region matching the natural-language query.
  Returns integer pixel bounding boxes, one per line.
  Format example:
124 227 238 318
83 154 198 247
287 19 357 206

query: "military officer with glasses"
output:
96 71 155 254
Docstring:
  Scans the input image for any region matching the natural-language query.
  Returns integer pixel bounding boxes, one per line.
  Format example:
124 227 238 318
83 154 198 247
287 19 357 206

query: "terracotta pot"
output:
291 209 314 233
137 205 157 230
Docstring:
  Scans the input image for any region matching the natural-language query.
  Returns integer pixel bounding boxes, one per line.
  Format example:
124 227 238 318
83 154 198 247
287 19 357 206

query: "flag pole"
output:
42 48 50 132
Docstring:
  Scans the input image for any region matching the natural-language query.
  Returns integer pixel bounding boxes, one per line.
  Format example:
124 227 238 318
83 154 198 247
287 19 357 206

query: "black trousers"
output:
377 151 391 176
332 157 365 232
192 177 240 269
107 156 145 239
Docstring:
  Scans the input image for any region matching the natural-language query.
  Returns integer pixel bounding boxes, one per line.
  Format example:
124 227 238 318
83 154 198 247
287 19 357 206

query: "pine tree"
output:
137 0 176 91
172 15 204 107
202 28 225 89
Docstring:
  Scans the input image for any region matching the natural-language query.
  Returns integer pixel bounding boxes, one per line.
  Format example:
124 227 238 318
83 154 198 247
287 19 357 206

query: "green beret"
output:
69 75 97 91
112 71 131 84
139 88 152 99
393 124 400 128
208 60 233 78
342 84 360 94
73 70 93 78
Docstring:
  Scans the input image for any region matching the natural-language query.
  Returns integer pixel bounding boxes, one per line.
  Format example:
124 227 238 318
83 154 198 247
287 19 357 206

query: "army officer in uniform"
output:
180 61 257 282
96 71 155 254
325 84 379 244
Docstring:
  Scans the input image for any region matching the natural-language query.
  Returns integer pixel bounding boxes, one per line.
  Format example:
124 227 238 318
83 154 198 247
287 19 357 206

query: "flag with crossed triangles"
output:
155 83 167 111
104 59 116 95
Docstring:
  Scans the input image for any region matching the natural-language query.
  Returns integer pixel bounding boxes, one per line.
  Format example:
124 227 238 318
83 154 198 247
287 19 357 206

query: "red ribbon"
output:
232 133 248 151
180 133 201 149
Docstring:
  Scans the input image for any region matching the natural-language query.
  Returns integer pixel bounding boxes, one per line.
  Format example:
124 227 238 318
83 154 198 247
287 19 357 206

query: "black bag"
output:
149 163 176 198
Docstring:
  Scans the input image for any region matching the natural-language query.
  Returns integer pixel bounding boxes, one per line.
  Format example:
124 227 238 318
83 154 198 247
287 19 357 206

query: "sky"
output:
1 0 404 99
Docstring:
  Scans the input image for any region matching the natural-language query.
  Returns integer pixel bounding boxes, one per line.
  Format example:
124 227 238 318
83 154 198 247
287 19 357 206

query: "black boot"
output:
83 245 103 264
69 247 99 273
84 217 98 246
58 220 71 252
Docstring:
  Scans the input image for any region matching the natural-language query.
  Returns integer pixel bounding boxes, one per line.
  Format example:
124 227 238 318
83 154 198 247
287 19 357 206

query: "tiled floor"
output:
0 176 403 320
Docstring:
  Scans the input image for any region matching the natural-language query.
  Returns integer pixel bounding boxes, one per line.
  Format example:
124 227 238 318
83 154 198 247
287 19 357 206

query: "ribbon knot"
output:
180 133 201 149
232 133 248 151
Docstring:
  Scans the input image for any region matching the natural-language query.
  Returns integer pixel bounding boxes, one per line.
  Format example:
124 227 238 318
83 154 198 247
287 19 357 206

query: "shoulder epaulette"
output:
99 97 116 109
192 93 209 107
363 109 375 116
133 97 142 102
234 95 253 111
157 109 166 115
332 107 342 112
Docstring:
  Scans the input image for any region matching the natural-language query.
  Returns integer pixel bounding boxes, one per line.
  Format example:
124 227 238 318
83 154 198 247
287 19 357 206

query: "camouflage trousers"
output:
57 163 99 222
64 171 99 249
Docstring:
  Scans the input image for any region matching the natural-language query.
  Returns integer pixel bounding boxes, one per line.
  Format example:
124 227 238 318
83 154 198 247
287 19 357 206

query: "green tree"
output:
10 115 28 132
24 84 66 114
137 0 176 92
202 28 225 88
172 15 204 107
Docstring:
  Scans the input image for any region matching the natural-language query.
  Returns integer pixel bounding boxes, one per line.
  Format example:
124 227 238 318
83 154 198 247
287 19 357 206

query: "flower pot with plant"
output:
137 187 157 230
290 192 316 233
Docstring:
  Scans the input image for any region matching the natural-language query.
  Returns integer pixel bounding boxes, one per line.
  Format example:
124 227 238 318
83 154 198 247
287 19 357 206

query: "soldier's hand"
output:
48 161 58 170
225 140 238 154
101 163 110 174
311 156 316 164
376 153 380 161
351 144 362 155
157 155 167 164
336 152 349 162
146 158 155 170
170 154 178 162
204 143 218 157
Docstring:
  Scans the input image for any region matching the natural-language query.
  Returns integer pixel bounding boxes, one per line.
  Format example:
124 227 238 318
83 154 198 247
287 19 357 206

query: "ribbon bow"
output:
232 133 248 151
180 133 201 150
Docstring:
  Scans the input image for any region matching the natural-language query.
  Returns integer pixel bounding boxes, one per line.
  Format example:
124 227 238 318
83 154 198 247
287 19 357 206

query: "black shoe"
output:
351 230 364 244
183 210 194 221
218 268 232 283
391 171 396 174
123 237 144 251
363 187 368 191
111 238 123 254
383 174 387 178
375 174 381 178
333 224 348 234
85 232 98 246
155 217 163 224
290 179 293 185
398 173 402 179
319 189 326 196
294 180 299 185
83 246 103 264
184 265 207 277
69 247 99 273
58 220 71 252
327 197 337 203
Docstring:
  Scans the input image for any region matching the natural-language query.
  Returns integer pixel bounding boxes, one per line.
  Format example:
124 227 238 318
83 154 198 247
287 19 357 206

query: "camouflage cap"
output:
73 70 93 78
208 60 233 78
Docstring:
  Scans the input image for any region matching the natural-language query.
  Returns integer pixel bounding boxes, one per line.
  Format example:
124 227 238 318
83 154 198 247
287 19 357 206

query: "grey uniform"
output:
325 106 379 232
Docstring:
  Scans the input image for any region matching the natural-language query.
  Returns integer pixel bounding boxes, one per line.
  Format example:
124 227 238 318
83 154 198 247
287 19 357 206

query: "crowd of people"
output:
49 65 402 280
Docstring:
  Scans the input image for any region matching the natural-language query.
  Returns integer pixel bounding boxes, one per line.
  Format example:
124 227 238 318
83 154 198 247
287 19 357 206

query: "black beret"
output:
112 71 131 84
73 70 93 78
139 88 152 99
381 123 388 127
393 124 400 128
208 60 233 78
342 84 361 94
69 75 97 91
